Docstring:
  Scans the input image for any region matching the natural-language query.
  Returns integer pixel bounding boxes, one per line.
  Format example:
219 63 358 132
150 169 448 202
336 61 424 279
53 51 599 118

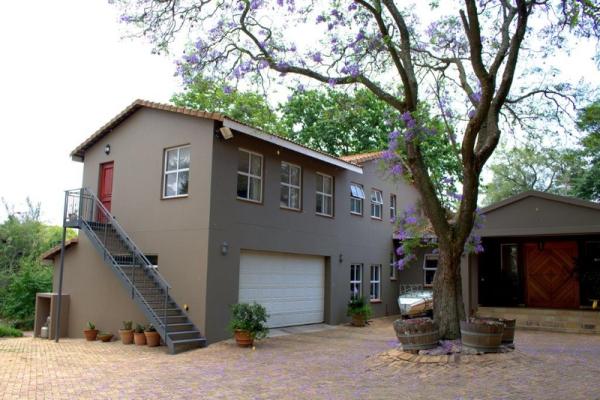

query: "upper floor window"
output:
280 162 301 210
370 264 381 301
423 254 438 287
370 189 383 219
237 149 263 203
350 183 365 215
390 194 397 221
350 264 362 298
163 145 190 198
316 173 333 216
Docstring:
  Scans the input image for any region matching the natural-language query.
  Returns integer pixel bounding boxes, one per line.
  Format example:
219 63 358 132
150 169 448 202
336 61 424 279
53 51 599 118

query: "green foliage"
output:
145 323 156 332
171 76 282 134
346 297 373 319
87 321 96 330
134 323 145 333
280 87 390 156
0 323 23 337
122 320 133 330
0 262 52 329
228 302 269 340
573 101 600 201
483 144 584 205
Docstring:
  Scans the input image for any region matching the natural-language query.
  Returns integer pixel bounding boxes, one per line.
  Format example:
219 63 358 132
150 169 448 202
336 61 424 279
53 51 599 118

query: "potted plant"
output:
144 324 161 347
119 320 134 345
347 297 372 327
133 323 146 345
83 321 99 341
228 302 269 347
97 332 114 342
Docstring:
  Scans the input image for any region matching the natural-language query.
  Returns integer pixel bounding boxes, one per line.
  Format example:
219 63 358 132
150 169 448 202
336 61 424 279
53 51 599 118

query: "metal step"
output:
166 322 195 332
167 330 202 340
168 337 207 354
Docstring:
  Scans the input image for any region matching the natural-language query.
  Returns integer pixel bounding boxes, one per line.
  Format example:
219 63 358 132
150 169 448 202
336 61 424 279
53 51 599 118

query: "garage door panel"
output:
239 250 325 328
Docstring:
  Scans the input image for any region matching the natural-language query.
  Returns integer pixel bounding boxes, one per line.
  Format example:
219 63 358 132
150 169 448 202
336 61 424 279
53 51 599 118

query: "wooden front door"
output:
525 241 579 309
98 162 114 213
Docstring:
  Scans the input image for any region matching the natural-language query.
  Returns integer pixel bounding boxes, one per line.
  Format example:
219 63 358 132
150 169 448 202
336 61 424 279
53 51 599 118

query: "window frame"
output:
315 172 334 217
423 254 439 287
370 189 383 220
280 161 302 210
370 264 382 302
350 264 363 299
350 183 365 216
390 194 397 222
162 145 191 199
236 148 264 204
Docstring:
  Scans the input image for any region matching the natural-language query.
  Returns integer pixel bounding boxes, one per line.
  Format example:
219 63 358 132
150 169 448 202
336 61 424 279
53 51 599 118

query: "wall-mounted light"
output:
538 241 545 251
221 241 229 255
104 144 111 155
219 127 234 139
339 253 343 263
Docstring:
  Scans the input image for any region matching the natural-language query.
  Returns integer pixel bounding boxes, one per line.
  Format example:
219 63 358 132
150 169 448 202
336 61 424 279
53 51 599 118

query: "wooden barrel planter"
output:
475 317 516 344
460 319 504 353
393 317 439 351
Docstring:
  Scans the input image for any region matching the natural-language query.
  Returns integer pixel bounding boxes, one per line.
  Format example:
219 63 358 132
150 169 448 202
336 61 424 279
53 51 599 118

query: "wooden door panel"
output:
98 162 114 216
525 241 579 309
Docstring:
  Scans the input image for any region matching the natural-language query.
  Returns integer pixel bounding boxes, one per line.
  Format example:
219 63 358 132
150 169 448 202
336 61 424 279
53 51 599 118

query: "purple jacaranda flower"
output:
296 84 305 92
328 78 336 87
396 245 405 255
223 85 233 94
380 150 395 160
258 60 269 69
312 52 323 63
389 129 400 140
468 109 476 119
356 31 365 41
391 164 403 175
316 15 326 23
405 216 418 225
348 2 358 11
471 90 482 103
120 14 132 23
277 0 284 6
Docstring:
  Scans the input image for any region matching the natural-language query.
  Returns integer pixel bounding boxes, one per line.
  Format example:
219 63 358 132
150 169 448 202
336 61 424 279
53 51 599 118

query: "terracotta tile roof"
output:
40 238 78 262
70 100 361 173
340 151 384 165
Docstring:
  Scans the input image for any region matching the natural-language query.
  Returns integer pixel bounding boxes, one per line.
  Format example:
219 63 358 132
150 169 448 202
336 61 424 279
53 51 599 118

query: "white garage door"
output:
239 250 325 328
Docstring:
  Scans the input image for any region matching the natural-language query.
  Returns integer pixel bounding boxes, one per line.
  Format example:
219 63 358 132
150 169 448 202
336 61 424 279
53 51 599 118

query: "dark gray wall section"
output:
204 130 421 342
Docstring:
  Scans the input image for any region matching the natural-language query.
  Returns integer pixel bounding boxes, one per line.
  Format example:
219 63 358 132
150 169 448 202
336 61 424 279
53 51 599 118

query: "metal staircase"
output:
63 188 206 354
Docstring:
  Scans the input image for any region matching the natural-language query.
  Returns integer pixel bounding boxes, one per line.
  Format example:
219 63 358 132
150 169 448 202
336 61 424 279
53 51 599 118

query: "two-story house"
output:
43 100 423 353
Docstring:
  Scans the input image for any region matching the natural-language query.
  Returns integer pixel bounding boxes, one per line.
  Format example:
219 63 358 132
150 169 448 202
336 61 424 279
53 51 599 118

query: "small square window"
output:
423 254 438 287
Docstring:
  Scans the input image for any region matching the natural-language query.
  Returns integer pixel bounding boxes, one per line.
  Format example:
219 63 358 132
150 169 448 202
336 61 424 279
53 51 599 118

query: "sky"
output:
0 0 180 224
0 1 598 225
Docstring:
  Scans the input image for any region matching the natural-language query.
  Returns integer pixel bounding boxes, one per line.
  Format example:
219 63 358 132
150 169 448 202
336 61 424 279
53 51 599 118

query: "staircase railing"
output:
64 188 170 338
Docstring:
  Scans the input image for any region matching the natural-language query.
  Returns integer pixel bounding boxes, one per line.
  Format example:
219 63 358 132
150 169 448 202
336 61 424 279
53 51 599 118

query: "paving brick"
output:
1 316 600 399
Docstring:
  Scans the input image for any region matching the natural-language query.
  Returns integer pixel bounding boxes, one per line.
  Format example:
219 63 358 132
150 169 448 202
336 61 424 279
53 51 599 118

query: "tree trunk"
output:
432 247 466 339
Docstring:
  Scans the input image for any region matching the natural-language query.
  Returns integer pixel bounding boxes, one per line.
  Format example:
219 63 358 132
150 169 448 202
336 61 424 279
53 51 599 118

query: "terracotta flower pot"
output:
234 330 254 347
119 329 134 345
134 332 146 345
98 333 114 342
83 329 99 341
145 331 161 347
351 314 367 327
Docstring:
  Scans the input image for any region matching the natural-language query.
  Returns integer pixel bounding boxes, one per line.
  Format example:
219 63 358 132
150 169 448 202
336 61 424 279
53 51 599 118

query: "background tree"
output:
483 144 583 204
116 0 599 338
573 101 600 201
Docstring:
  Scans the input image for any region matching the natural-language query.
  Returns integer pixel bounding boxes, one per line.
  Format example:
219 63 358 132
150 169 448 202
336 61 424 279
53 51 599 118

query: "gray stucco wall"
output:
205 132 421 342
55 108 214 336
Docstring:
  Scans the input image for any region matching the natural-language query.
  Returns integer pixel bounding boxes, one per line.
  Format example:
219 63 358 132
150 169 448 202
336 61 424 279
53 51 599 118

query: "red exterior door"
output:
98 162 114 213
525 241 579 309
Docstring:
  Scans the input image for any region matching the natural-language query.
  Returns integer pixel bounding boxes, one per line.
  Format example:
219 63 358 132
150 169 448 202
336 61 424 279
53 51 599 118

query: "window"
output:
163 145 190 198
389 252 397 280
370 264 381 301
390 194 397 221
500 244 519 276
350 183 365 215
350 264 362 298
280 162 302 209
316 173 333 216
370 189 383 219
423 254 438 287
237 149 263 202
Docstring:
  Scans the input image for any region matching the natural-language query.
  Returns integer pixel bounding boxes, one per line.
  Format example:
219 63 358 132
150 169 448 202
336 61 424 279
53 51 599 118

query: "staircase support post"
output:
55 192 69 343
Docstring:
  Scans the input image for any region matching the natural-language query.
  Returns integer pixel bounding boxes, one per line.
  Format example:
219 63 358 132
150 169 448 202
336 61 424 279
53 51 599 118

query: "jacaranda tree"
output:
114 0 599 338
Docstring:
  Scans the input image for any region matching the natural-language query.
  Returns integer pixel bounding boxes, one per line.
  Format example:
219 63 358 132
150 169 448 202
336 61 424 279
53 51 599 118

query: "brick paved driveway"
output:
1 316 600 399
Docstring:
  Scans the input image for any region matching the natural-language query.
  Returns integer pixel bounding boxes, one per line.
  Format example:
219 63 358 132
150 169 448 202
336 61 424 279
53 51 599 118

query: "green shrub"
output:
346 296 373 319
0 323 23 337
228 302 269 340
0 262 52 325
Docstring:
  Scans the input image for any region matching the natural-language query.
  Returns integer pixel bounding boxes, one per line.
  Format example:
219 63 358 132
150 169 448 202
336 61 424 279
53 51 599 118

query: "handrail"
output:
66 188 171 291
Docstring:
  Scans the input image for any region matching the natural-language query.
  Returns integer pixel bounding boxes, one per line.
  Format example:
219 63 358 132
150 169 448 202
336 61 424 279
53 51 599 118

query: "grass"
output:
0 323 23 337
